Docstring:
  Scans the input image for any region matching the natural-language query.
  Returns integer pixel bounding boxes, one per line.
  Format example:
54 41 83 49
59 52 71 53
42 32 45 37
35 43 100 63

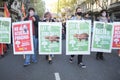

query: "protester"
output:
84 13 91 20
69 7 86 68
43 12 55 64
96 10 109 60
23 7 40 67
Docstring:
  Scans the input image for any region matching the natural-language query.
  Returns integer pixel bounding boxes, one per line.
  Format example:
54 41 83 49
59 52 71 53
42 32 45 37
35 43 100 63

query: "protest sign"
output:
39 22 62 55
66 20 91 55
12 21 34 55
91 21 113 53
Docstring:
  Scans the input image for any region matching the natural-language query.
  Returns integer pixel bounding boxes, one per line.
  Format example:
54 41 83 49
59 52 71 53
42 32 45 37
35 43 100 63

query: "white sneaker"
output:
69 58 73 63
79 63 86 68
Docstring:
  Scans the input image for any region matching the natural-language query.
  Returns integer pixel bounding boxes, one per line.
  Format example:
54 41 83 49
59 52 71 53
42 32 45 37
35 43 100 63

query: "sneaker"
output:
23 62 30 67
1 55 4 57
100 56 104 60
48 60 52 64
69 58 73 63
79 63 86 68
31 60 37 63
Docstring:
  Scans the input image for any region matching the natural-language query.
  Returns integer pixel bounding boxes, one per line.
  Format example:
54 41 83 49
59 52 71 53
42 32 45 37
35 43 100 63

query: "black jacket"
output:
24 15 40 38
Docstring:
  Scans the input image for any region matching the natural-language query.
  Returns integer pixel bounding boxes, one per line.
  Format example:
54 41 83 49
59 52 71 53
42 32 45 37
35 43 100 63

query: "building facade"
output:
109 0 120 21
78 0 120 21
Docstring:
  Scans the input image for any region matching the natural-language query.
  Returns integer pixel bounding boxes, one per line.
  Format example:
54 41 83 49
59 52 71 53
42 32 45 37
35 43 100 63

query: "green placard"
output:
91 21 113 53
39 22 62 55
66 20 91 55
0 17 11 43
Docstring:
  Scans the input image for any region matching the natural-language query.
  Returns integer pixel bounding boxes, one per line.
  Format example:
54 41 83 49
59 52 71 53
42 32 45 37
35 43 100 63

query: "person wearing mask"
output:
96 10 109 60
69 7 86 68
23 7 40 67
43 12 55 64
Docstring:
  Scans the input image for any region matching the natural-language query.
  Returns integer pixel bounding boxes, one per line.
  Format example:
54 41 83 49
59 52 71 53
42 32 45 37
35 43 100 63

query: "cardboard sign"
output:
39 22 62 55
12 21 34 55
0 17 11 44
112 22 120 49
66 20 91 55
91 21 113 53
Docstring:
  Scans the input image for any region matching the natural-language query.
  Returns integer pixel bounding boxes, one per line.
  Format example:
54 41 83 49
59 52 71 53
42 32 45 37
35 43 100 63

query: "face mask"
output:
102 12 106 17
29 11 34 16
76 12 82 16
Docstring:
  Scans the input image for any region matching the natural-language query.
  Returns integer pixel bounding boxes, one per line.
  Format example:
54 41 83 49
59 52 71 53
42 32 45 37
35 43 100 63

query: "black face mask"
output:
76 12 82 16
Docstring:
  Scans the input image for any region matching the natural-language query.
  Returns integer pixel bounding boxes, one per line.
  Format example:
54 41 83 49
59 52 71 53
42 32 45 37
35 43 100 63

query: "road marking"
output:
54 72 61 80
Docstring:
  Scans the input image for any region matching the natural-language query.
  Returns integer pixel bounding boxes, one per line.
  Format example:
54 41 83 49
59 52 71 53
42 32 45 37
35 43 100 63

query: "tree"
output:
0 0 14 9
58 0 77 12
30 0 45 17
54 0 78 17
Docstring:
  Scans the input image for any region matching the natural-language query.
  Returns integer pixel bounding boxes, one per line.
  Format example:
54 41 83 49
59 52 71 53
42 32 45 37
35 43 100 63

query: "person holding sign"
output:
96 10 109 60
69 7 86 68
43 12 55 64
23 8 40 67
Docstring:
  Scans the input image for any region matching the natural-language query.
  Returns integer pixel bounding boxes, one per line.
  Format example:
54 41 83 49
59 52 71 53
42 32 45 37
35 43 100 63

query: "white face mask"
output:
29 11 34 16
102 12 106 17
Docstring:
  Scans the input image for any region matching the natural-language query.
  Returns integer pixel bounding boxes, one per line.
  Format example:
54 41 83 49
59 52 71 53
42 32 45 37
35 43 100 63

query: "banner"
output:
0 17 11 43
39 22 62 55
12 21 34 55
91 21 113 53
66 20 91 55
112 22 120 49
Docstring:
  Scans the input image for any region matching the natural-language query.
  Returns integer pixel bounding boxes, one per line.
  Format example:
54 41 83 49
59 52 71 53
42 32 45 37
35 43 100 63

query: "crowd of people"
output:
1 6 119 68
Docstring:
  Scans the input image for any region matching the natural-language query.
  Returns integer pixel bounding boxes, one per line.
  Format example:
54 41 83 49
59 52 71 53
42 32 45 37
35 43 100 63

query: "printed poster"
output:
12 21 34 55
91 21 113 53
0 17 11 43
39 22 62 55
66 20 91 55
112 22 120 49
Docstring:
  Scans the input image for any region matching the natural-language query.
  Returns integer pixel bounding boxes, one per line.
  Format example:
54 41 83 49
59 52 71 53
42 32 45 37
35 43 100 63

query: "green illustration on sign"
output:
92 22 113 52
66 20 91 55
39 23 62 54
0 18 11 43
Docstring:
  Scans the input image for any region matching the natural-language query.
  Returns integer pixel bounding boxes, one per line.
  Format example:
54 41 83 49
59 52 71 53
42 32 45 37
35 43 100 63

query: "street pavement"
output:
0 40 120 80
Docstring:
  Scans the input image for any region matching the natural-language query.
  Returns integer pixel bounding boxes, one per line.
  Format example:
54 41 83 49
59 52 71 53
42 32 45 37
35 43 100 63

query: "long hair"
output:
44 12 52 18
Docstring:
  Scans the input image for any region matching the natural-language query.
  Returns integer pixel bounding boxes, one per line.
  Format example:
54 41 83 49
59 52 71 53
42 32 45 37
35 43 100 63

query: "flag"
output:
4 3 10 17
21 3 26 17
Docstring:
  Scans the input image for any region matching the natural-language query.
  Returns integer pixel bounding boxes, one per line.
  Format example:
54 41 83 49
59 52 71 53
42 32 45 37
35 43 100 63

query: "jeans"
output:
24 36 38 64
